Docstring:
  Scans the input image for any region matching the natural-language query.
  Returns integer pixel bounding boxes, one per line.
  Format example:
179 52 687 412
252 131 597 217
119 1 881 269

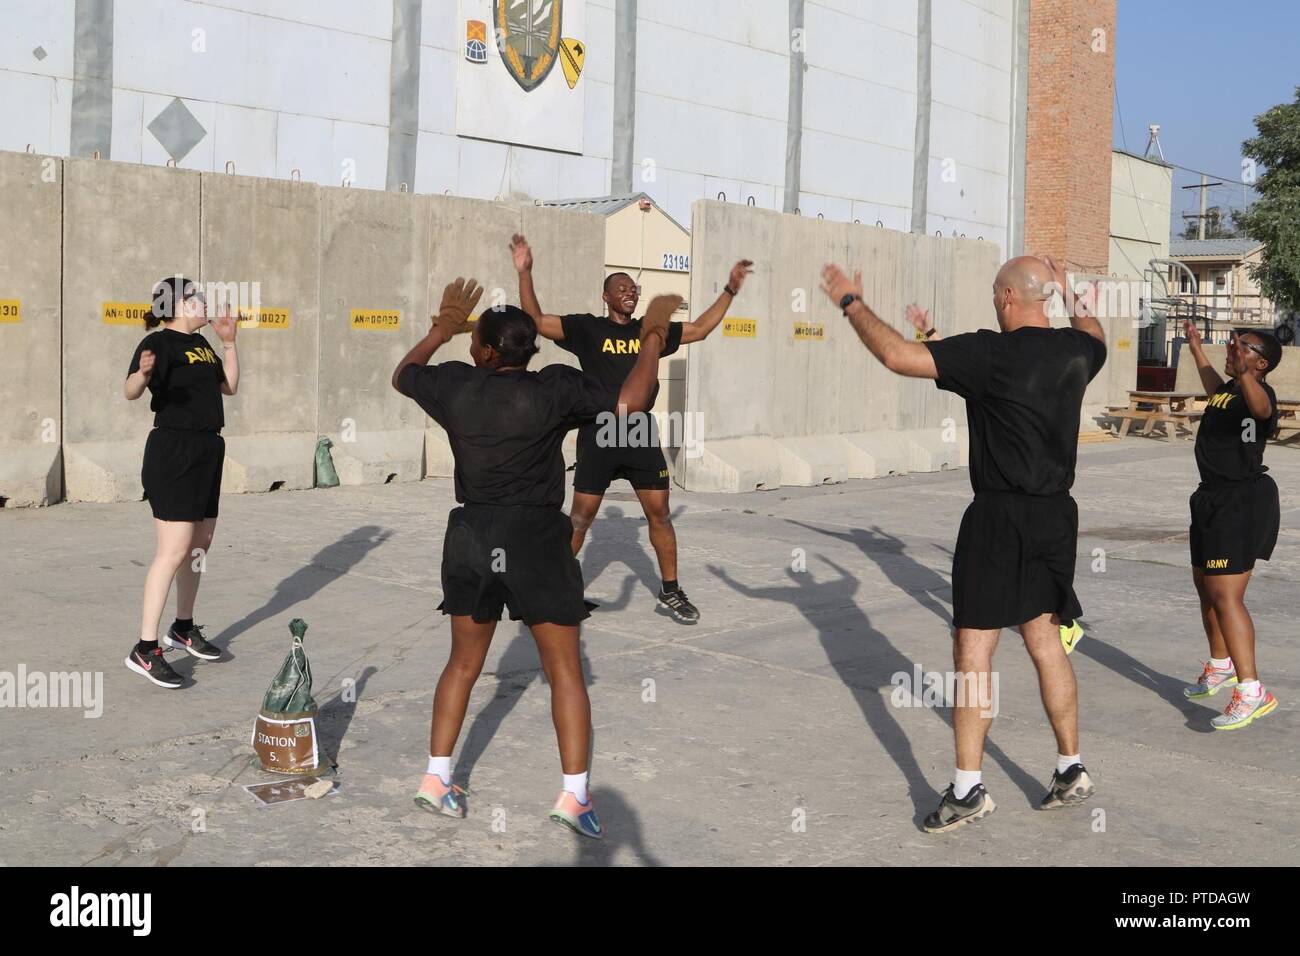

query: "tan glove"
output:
432 277 484 338
640 294 682 346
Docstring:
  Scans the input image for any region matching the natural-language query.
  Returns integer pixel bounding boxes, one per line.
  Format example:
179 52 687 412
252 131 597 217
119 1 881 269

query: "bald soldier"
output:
821 254 1106 834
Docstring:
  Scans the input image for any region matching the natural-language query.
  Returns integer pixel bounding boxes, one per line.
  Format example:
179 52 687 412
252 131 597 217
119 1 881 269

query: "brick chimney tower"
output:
1024 0 1116 274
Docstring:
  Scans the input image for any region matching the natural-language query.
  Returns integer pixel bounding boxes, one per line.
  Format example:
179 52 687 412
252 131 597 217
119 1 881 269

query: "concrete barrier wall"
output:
6 148 606 505
201 172 320 493
63 159 202 504
421 199 603 476
681 200 1000 492
0 152 62 507
317 186 432 485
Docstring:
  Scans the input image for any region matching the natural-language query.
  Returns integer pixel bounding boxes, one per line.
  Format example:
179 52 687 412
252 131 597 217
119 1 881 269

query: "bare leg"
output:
1192 568 1230 659
429 616 496 757
530 622 591 774
139 520 199 643
1203 571 1257 681
568 491 603 556
1020 612 1079 756
634 487 677 583
952 628 1000 771
174 517 216 621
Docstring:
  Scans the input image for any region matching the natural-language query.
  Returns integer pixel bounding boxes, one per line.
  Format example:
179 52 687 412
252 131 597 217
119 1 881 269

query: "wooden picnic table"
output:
1107 391 1204 439
1274 397 1300 442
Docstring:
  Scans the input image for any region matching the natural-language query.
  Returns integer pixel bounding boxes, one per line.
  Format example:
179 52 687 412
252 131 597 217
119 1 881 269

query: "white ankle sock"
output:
1210 656 1232 670
1238 679 1262 697
952 769 982 800
563 772 589 805
1057 753 1080 775
427 755 451 785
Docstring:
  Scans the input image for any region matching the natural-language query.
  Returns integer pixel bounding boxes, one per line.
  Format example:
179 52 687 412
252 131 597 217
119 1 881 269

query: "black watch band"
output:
724 284 738 297
924 327 937 339
839 293 861 313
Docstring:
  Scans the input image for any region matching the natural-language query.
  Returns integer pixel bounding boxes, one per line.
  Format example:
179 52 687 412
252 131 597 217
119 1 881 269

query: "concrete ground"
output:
2 437 1298 867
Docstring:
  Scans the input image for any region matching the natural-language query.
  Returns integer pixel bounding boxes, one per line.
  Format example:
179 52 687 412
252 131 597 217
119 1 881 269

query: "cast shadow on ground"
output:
578 504 686 613
212 524 393 648
558 786 664 867
709 550 1044 827
453 626 597 792
317 665 380 764
1074 627 1216 733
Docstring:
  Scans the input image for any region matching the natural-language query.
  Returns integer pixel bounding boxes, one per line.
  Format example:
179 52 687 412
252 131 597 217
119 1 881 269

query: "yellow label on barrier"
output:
351 309 401 331
0 299 20 323
723 318 757 338
102 302 153 326
793 322 825 341
238 308 290 329
1116 338 1132 350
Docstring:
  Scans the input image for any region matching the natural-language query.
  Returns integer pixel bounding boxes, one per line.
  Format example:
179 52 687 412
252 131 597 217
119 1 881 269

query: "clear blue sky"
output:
1113 0 1299 232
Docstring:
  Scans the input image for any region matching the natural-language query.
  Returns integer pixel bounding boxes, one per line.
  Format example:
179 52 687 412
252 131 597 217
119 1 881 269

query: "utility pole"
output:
1180 175 1224 239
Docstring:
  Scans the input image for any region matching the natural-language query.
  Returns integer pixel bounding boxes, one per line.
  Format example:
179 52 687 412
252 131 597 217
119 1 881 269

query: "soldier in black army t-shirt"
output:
1179 320 1282 731
123 276 240 689
511 232 752 624
393 277 672 839
821 253 1106 835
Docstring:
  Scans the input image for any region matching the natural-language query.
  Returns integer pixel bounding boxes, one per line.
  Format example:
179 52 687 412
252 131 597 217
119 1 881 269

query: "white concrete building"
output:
1 0 1025 253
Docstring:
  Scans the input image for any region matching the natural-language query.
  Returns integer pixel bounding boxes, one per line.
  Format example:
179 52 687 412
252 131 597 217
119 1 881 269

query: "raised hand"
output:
510 234 533 274
433 277 484 338
820 264 863 307
210 306 238 345
641 294 683 344
727 259 754 294
905 303 931 334
1184 318 1202 349
1039 253 1068 297
137 349 156 379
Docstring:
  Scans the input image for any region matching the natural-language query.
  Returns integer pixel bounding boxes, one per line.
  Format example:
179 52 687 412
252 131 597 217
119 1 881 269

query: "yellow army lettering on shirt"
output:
601 337 643 354
185 346 219 365
1206 558 1230 569
1206 391 1235 410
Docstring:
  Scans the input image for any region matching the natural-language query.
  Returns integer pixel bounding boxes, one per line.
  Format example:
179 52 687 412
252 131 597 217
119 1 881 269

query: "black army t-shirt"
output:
557 313 682 393
127 328 226 431
557 314 683 448
1194 379 1277 486
925 327 1107 495
398 361 620 507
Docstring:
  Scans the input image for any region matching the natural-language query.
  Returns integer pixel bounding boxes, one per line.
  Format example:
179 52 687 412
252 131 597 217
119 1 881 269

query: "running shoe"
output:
125 644 184 689
657 587 700 624
1212 687 1278 731
549 790 603 839
923 783 995 834
1183 660 1237 699
413 773 466 819
163 623 221 661
1059 620 1083 655
1039 763 1095 810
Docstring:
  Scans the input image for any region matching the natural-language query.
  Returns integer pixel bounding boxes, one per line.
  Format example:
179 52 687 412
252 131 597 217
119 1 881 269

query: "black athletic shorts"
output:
142 427 224 522
438 504 590 626
1189 475 1279 575
573 428 670 494
950 491 1083 631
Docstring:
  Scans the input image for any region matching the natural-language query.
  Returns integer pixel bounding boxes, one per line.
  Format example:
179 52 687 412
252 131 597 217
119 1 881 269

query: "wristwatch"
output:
924 327 937 339
839 293 861 313
724 283 738 297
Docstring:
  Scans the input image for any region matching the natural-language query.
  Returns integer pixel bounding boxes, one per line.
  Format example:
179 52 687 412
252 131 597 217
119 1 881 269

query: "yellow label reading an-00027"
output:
102 302 154 326
351 309 401 331
0 299 20 323
238 308 290 329
723 318 757 338
793 322 825 341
